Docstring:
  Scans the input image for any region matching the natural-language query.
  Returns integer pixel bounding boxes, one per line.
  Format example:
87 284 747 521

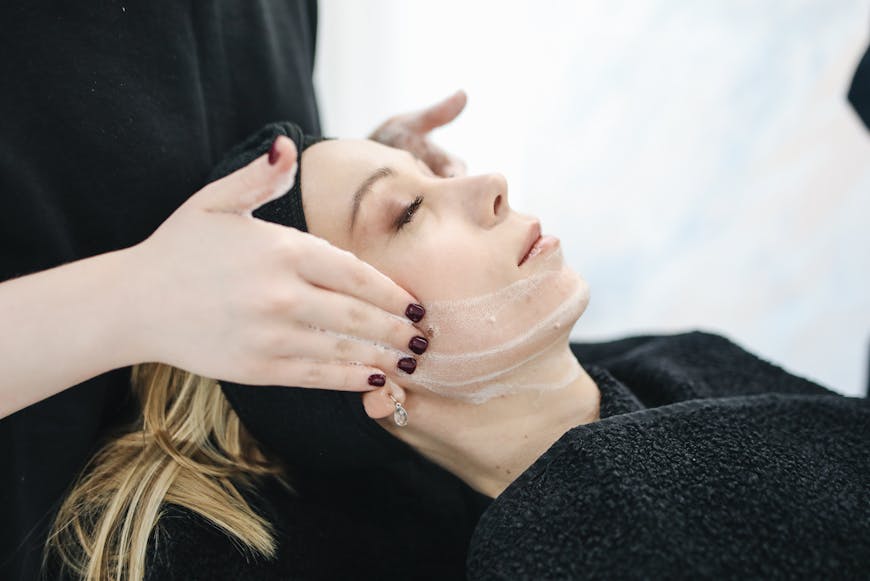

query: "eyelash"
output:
396 195 424 230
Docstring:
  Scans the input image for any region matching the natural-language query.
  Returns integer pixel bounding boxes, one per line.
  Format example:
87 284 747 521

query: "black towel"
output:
467 331 870 580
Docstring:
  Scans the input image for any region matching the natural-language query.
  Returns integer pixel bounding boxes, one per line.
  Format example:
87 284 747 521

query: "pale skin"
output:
299 138 602 498
0 91 468 420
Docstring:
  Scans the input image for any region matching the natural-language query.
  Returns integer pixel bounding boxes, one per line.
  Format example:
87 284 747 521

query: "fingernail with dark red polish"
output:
268 137 281 165
408 336 429 355
368 374 386 387
397 357 417 374
405 303 425 322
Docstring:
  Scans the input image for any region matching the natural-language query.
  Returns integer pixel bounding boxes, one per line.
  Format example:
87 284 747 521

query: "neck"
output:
381 339 600 498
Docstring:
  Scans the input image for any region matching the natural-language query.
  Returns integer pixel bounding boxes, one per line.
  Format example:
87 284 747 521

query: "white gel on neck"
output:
407 249 589 404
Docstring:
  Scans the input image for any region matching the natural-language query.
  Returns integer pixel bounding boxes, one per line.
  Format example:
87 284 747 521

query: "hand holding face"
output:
369 89 468 178
127 136 427 394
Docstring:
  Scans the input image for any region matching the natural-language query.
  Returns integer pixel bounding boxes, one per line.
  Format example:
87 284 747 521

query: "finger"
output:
293 285 428 357
418 142 467 178
293 237 425 323
266 323 420 379
362 381 406 420
252 358 389 392
441 157 468 178
409 89 468 134
419 143 453 177
195 136 298 215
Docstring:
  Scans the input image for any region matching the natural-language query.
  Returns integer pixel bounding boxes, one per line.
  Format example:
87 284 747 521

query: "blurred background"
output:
313 0 870 397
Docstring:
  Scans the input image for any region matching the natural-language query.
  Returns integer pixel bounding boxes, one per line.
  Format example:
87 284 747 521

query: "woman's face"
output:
300 139 564 302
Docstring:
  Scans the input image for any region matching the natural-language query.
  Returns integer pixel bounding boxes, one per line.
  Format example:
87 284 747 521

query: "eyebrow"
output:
349 166 394 232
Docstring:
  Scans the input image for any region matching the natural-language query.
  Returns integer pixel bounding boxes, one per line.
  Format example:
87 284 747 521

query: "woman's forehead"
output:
306 138 400 170
300 140 402 244
302 140 415 211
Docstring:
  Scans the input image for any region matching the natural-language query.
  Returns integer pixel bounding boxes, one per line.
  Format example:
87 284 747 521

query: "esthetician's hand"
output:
126 136 427 391
369 89 468 178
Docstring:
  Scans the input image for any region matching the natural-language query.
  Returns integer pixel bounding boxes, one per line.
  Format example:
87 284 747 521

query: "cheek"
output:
379 229 505 302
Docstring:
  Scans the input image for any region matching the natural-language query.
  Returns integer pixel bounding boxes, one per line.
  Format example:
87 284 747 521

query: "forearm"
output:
0 247 144 418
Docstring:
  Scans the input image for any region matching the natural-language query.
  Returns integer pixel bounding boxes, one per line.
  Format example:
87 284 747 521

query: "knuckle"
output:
280 238 303 264
390 318 414 342
239 355 268 382
338 366 359 389
346 304 369 326
302 363 324 385
279 290 302 312
262 289 301 316
237 167 260 194
378 350 398 373
334 337 354 355
253 328 284 355
349 265 369 289
343 316 363 340
352 273 368 290
361 345 390 370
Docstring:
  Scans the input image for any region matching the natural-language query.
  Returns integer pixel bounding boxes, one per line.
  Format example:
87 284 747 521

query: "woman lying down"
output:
47 122 869 581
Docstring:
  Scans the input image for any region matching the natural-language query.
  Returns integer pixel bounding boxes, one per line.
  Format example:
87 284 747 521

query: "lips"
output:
518 221 542 266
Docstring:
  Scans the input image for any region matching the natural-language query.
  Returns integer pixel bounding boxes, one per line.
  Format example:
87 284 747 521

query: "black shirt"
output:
0 3 320 579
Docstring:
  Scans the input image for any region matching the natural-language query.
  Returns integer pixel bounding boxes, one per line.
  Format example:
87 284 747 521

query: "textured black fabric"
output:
143 477 408 581
0 3 320 579
129 330 867 580
138 462 492 581
469 331 870 580
131 336 656 581
848 42 870 130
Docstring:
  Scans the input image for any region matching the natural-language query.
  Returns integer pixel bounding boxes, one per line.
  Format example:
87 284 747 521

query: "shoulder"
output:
145 477 315 581
572 329 838 404
471 393 870 579
672 329 840 397
572 328 763 366
144 478 416 581
146 504 280 581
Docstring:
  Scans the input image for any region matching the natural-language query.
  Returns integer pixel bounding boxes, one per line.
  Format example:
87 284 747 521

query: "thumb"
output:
409 89 468 134
196 135 299 215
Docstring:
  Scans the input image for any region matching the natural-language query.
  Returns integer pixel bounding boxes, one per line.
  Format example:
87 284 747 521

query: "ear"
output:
362 383 405 419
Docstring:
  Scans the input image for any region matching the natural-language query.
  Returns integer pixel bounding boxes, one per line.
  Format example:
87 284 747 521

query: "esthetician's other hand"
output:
127 136 426 391
369 89 468 178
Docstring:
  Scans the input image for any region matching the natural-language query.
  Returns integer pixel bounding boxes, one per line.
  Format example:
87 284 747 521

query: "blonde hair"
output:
45 363 287 581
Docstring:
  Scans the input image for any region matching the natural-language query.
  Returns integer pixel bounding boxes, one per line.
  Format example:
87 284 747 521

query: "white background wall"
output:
314 1 870 397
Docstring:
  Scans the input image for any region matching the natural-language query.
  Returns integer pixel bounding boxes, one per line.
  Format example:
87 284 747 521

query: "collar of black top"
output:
206 121 416 475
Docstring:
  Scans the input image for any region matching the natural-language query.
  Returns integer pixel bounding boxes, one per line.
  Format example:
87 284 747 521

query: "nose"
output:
452 172 509 228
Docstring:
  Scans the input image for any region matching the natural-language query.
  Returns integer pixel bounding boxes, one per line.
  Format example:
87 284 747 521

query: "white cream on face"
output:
405 249 589 404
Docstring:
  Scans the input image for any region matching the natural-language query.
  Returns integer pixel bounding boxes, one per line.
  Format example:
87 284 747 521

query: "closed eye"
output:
395 195 424 231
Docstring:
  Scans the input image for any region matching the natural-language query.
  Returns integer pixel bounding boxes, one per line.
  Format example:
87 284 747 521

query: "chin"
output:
556 266 591 334
521 262 590 352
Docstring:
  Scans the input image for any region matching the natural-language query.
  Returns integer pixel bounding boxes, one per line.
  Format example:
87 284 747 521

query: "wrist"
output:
95 243 160 368
0 245 160 416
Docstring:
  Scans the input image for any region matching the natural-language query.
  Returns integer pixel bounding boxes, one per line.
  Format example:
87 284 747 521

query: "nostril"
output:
493 194 502 215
